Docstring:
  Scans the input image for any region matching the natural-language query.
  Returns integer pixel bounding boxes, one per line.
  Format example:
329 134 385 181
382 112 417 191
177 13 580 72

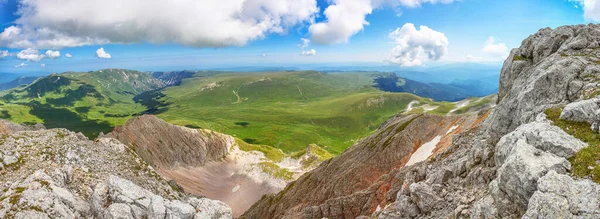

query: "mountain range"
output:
1 24 599 219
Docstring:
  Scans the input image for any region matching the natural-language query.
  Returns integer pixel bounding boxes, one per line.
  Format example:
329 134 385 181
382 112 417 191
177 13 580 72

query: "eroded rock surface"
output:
0 120 232 219
105 115 234 169
486 23 600 141
242 112 487 218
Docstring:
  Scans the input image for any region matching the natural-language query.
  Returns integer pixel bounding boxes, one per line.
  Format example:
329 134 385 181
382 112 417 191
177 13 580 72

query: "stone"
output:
2 154 19 166
523 171 600 218
486 24 600 141
560 97 600 123
409 182 442 213
149 195 167 219
14 210 50 219
190 198 233 219
165 200 195 219
592 122 599 133
495 122 586 164
495 138 571 210
107 203 135 219
471 195 498 219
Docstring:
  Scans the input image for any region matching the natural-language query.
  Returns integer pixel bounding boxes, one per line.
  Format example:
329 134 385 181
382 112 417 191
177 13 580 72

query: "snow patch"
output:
405 135 442 166
232 184 240 193
446 125 459 134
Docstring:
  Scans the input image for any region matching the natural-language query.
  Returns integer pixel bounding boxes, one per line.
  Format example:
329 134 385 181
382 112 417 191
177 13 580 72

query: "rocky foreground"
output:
242 24 600 218
0 120 232 218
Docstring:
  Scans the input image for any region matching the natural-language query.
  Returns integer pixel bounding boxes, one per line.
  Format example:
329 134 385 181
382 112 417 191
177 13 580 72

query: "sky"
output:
0 0 597 74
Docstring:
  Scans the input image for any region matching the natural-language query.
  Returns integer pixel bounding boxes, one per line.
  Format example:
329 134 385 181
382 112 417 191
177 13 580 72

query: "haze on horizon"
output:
0 0 598 74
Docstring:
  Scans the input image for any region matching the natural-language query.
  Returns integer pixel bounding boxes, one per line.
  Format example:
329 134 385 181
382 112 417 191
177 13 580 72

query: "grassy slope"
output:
0 69 162 137
153 71 429 154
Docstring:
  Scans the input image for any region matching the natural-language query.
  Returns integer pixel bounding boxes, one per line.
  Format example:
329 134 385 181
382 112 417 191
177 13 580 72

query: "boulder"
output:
409 182 442 213
495 122 586 164
107 203 134 219
524 171 600 218
560 97 600 123
190 197 233 219
495 138 571 210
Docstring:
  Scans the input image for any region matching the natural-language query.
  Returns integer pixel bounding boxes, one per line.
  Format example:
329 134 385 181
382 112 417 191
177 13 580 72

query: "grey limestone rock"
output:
524 170 600 219
560 97 600 124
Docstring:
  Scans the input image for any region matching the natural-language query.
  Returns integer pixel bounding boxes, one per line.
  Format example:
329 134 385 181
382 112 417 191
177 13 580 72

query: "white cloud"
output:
387 23 448 67
482 36 508 60
1 0 318 49
40 63 46 67
16 48 61 61
395 0 457 8
17 48 44 61
297 38 317 56
298 38 311 49
15 62 27 68
65 53 72 58
261 53 267 57
571 0 600 21
45 50 60 58
0 50 8 58
301 49 317 56
96 48 111 59
309 0 373 45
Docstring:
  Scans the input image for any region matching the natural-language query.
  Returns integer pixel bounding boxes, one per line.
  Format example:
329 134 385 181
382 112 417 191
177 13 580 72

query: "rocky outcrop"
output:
524 170 600 218
471 118 585 217
486 23 600 141
241 24 600 219
560 96 600 124
0 120 232 218
105 115 234 169
242 112 487 218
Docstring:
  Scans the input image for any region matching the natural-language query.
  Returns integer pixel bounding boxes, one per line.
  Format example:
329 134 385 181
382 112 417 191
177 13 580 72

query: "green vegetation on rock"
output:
545 107 600 183
258 161 293 180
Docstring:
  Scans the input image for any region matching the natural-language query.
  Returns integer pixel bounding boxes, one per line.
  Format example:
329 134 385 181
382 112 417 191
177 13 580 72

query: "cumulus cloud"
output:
96 48 111 59
15 62 27 68
387 23 448 67
40 63 46 67
17 48 44 61
301 49 317 56
1 0 318 49
16 48 61 61
309 0 372 44
298 38 311 49
0 50 8 58
482 36 508 60
298 38 317 56
571 0 600 21
45 50 60 58
65 53 72 58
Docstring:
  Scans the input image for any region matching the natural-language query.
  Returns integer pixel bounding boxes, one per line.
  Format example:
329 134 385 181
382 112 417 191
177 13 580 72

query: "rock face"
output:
242 112 488 218
471 119 584 217
105 115 234 169
560 96 600 123
524 170 600 218
241 24 600 219
0 120 232 219
486 23 600 141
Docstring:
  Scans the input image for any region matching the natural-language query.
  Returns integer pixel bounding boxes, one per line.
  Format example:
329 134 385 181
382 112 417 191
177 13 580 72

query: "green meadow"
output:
0 69 463 155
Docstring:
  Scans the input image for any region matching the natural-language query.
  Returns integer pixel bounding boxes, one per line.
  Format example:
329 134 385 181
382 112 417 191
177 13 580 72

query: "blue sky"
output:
0 0 595 74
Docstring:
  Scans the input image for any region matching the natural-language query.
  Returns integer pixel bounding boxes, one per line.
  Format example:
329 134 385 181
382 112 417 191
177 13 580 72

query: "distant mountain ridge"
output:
373 73 494 101
0 76 41 91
